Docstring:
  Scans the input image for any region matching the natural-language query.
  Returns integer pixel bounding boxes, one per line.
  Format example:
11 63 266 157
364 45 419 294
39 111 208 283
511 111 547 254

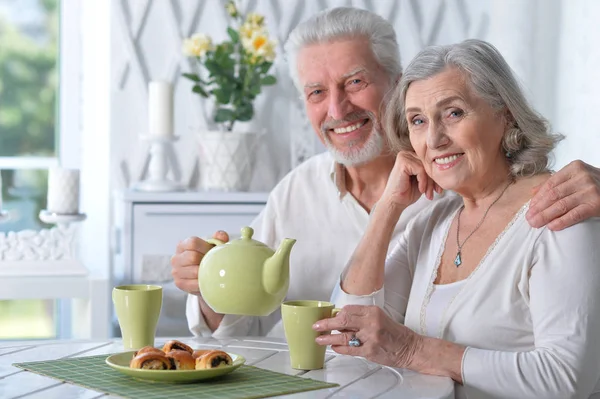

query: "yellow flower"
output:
225 1 238 18
182 33 213 57
240 23 256 41
257 38 276 62
245 12 264 27
243 31 276 63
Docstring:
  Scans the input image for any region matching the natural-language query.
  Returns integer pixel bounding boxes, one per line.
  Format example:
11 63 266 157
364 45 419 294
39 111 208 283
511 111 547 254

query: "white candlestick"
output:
47 168 80 214
148 81 173 137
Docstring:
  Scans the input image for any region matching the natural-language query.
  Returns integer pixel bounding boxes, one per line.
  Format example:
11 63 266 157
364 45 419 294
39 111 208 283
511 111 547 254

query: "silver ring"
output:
348 335 361 347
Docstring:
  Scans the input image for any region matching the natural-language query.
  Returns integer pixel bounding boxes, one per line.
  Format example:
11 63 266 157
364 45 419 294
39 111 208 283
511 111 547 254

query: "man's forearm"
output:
198 296 224 332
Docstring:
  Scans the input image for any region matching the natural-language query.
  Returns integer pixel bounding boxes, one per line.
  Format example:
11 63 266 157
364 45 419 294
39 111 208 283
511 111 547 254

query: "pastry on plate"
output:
162 340 193 354
166 350 195 370
130 352 171 370
195 350 233 369
192 349 211 359
133 346 164 358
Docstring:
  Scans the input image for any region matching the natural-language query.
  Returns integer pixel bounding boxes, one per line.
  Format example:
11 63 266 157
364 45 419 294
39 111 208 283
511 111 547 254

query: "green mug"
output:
281 300 340 370
112 285 163 350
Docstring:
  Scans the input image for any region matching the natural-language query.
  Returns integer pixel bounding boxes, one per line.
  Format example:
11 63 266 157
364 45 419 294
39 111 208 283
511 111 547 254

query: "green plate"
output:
105 351 246 383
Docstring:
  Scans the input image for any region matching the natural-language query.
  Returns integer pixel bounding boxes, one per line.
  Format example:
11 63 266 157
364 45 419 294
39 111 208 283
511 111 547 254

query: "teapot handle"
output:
205 238 225 247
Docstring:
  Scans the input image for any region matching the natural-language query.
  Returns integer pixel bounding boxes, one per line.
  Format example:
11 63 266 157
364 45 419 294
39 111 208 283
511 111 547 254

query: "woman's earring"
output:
503 126 521 160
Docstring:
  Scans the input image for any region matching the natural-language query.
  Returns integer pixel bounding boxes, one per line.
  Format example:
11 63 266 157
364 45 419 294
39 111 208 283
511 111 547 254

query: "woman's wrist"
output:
407 335 466 383
374 196 406 222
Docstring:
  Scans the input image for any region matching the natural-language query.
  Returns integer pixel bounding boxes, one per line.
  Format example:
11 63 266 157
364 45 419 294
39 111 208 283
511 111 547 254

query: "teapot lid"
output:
231 226 269 248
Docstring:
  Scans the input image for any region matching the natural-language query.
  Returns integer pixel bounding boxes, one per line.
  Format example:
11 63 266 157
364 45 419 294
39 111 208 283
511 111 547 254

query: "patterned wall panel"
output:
111 0 524 191
553 0 600 168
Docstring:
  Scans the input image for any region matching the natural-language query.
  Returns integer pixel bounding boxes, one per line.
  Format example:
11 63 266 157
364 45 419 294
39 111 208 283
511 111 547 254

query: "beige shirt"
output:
333 194 600 399
186 152 435 338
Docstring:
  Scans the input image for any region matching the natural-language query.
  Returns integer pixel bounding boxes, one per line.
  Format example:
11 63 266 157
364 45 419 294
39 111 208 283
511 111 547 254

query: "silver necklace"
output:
454 181 512 267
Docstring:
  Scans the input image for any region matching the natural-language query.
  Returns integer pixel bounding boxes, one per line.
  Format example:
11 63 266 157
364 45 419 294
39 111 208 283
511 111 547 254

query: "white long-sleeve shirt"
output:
186 152 434 338
332 194 600 399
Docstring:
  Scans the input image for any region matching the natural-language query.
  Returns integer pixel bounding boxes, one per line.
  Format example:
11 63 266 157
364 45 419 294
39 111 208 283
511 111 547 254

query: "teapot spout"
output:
263 238 296 296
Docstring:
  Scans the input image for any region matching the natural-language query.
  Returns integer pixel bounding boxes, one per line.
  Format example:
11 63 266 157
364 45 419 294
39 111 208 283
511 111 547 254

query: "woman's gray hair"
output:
384 39 563 177
284 7 402 91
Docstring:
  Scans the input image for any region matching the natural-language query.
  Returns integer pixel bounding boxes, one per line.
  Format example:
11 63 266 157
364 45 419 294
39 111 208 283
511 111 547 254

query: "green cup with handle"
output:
281 300 340 370
112 285 162 350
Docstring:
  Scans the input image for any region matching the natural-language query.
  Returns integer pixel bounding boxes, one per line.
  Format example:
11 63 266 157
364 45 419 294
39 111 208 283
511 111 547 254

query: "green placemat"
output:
13 354 338 399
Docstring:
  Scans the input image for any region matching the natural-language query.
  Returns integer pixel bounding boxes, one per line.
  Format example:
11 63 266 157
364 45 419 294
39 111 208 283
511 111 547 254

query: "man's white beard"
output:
324 126 384 167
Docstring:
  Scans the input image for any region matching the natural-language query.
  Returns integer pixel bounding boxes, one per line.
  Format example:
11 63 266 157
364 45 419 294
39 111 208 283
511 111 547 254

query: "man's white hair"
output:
284 7 402 91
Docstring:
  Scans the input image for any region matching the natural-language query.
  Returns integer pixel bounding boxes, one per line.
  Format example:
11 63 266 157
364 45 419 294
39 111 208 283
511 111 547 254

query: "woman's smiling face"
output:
404 67 510 194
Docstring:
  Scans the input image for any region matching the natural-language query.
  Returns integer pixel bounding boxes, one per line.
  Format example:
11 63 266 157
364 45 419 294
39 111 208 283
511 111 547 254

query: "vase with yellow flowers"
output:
182 1 277 191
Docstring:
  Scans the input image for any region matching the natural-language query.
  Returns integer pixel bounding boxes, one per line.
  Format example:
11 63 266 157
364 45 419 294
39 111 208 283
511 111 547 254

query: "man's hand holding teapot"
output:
171 230 229 295
171 230 229 331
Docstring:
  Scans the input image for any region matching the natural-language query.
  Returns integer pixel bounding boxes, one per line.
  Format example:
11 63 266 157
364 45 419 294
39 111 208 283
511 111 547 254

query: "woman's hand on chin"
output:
312 305 422 369
382 152 441 208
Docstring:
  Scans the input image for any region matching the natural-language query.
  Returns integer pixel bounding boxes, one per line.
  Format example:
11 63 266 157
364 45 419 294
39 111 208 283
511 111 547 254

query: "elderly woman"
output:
313 39 600 398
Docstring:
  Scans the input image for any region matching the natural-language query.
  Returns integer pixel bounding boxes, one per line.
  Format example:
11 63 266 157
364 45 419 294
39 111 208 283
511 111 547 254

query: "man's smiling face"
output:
297 38 392 166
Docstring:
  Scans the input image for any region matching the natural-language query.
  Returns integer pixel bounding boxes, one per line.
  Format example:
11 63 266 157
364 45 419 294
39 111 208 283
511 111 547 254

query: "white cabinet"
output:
113 190 268 336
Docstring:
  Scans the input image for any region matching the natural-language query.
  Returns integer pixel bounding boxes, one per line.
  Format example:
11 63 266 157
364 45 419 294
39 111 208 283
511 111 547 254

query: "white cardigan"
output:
332 195 600 399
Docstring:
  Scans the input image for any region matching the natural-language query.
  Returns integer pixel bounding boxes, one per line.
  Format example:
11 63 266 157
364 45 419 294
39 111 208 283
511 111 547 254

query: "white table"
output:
0 337 454 399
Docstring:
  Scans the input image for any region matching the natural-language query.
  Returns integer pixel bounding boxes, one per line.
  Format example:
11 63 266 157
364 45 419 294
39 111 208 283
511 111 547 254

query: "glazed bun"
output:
195 350 233 369
130 352 171 370
162 340 193 354
133 346 163 358
166 349 195 370
192 349 211 359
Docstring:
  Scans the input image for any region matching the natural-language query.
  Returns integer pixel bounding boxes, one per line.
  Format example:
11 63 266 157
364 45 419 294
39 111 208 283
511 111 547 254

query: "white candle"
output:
148 81 173 138
47 168 80 214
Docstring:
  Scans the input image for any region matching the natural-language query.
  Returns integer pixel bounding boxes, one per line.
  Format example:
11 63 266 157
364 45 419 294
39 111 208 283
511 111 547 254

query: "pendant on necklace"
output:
454 251 462 267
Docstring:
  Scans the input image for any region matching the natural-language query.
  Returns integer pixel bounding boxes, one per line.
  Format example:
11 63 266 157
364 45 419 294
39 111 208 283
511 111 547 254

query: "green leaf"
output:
236 103 254 121
237 109 254 122
204 60 220 76
216 43 234 60
214 46 226 61
214 108 236 123
221 57 236 71
249 85 261 96
227 27 239 43
237 69 247 88
213 87 232 104
230 89 242 106
192 84 208 97
182 73 201 82
261 75 277 85
250 73 262 88
210 49 235 75
259 62 273 74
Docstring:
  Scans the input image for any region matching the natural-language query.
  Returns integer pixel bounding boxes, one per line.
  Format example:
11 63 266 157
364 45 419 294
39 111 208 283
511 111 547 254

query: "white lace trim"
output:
418 201 531 338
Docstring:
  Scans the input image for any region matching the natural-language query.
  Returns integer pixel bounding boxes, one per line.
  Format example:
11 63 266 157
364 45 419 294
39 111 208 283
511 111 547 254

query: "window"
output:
0 0 58 231
0 0 61 340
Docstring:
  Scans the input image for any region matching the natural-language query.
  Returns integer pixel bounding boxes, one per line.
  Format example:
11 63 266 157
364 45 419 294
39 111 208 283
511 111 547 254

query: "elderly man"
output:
171 7 600 338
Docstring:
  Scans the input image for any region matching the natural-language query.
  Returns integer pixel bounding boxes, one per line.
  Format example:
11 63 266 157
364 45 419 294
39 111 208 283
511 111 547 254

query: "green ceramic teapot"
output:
198 226 296 316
